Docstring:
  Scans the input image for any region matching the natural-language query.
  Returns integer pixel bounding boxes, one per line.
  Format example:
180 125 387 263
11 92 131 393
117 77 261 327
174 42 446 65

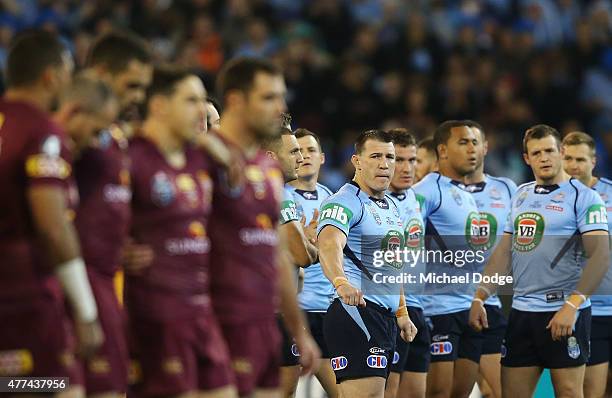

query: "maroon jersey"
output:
74 126 131 277
0 99 78 305
127 136 214 321
209 137 284 324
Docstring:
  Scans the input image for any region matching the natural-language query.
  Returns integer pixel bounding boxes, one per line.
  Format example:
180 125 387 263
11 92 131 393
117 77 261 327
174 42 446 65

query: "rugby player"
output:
288 128 337 398
412 120 483 398
415 137 438 183
470 125 610 398
76 31 153 397
463 121 517 398
261 118 320 398
385 128 429 398
0 31 101 397
126 67 236 398
210 57 320 398
318 129 417 398
562 131 612 398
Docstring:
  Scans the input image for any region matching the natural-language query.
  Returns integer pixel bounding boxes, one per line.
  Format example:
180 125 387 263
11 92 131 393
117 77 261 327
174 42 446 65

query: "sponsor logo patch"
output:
320 203 353 226
331 356 348 370
513 212 545 252
567 336 580 359
430 342 453 355
366 355 388 369
392 351 400 365
0 350 33 376
369 347 385 354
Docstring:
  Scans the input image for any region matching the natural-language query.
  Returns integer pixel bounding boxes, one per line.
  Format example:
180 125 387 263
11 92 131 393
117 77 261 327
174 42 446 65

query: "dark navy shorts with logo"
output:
429 309 483 364
324 299 397 382
501 307 591 368
482 305 508 355
278 315 300 367
390 307 431 373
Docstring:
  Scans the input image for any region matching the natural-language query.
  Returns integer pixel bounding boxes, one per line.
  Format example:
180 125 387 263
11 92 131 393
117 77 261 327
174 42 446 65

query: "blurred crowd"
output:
0 0 610 187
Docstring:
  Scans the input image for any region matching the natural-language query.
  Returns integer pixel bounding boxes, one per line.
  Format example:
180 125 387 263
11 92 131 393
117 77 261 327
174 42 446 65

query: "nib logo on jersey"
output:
513 212 545 252
320 203 353 227
164 221 210 255
238 214 278 246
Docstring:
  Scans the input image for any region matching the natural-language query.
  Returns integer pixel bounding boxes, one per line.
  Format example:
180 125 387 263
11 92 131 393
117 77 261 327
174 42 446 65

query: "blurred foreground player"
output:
211 57 320 397
562 132 612 398
0 31 102 396
74 31 153 397
127 67 236 398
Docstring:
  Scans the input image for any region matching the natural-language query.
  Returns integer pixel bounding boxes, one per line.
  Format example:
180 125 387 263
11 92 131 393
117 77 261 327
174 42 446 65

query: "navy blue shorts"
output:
429 309 483 364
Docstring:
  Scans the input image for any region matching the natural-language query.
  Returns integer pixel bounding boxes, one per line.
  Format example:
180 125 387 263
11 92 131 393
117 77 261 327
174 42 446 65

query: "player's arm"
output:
28 186 102 356
280 220 317 267
277 225 321 374
469 232 513 331
396 288 417 342
318 225 366 307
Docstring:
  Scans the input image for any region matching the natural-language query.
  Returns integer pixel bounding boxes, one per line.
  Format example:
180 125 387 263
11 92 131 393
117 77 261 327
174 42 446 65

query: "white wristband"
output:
55 258 98 322
565 300 578 310
478 286 492 297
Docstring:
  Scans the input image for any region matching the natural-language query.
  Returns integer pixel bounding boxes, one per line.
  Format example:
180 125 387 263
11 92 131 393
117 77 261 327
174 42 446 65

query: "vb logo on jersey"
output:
381 230 405 269
465 212 481 248
513 212 545 252
471 212 498 250
320 203 353 227
404 219 424 249
586 204 608 225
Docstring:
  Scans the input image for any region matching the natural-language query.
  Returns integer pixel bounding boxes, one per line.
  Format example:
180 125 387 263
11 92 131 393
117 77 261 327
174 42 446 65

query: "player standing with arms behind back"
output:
209 57 320 398
562 131 612 398
0 31 102 397
470 125 610 398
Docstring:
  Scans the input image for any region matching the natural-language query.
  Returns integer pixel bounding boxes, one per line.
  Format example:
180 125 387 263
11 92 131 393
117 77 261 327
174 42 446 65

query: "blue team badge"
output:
567 337 580 359
366 355 387 369
151 171 176 207
516 191 528 208
489 187 502 201
529 201 542 209
331 356 348 370
291 344 300 357
451 188 463 206
392 351 400 365
599 192 608 204
551 192 565 203
476 200 485 208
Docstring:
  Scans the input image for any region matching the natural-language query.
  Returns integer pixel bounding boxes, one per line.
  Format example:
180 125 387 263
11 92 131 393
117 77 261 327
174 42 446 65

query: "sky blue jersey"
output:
317 181 405 311
590 177 612 316
289 183 335 312
412 172 481 316
280 185 300 224
466 175 517 307
389 189 425 309
506 179 608 312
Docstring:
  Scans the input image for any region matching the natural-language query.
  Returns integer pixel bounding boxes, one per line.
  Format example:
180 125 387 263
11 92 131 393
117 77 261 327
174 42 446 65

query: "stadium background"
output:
0 1 608 397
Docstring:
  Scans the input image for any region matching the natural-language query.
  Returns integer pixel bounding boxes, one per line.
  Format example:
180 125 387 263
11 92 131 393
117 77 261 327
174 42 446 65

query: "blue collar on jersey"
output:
389 191 406 201
463 181 487 193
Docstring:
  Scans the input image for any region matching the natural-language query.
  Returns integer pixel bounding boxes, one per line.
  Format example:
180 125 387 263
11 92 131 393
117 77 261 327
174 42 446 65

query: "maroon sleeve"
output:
23 119 72 188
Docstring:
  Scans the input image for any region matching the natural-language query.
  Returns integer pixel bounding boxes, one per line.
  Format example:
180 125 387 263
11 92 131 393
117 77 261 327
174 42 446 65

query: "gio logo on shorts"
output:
331 356 348 370
291 344 300 357
513 212 545 252
430 342 453 356
367 355 388 369
320 203 353 226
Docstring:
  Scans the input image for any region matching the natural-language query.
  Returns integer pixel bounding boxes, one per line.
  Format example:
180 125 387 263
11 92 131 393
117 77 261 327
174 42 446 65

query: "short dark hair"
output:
261 127 294 152
388 128 416 147
562 131 596 156
433 120 469 155
147 66 194 98
523 124 561 153
216 57 282 102
5 30 67 88
463 119 485 139
87 31 151 74
62 74 116 113
418 137 438 159
294 128 322 151
355 129 393 154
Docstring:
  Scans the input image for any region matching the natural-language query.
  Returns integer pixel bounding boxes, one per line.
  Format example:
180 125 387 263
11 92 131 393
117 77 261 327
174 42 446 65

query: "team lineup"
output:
0 29 611 398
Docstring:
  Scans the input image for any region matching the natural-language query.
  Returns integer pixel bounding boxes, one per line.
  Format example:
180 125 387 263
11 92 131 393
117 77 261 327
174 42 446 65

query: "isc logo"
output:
366 355 388 369
331 356 348 370
430 342 453 356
